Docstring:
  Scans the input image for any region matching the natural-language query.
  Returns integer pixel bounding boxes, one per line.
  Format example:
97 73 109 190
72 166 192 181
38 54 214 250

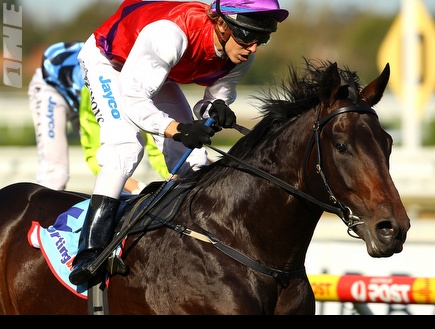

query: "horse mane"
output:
191 58 363 180
232 59 361 153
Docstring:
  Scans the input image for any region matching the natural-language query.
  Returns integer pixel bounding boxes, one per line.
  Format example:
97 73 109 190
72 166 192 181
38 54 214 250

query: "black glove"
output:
209 99 237 129
173 120 215 149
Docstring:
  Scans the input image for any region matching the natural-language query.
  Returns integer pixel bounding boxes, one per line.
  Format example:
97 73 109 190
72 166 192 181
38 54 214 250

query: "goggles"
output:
227 21 271 47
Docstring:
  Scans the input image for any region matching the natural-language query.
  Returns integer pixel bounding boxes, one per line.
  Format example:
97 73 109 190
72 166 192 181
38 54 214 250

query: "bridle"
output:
209 103 379 238
302 104 378 238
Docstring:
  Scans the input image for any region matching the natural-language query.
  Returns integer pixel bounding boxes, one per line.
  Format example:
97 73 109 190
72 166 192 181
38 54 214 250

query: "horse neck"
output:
191 111 321 270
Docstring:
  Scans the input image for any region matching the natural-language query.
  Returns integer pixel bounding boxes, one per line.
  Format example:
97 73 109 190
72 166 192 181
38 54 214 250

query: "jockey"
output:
28 41 168 192
69 0 289 286
28 41 84 190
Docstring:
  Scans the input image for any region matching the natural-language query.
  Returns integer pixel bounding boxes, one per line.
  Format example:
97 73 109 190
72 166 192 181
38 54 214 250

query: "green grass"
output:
3 120 435 147
0 125 239 146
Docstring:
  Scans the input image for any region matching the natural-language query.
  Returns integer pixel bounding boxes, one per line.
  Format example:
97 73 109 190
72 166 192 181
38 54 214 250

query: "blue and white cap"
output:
41 41 84 113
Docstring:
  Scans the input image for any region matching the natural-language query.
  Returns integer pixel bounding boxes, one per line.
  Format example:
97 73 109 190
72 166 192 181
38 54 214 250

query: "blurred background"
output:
1 0 435 315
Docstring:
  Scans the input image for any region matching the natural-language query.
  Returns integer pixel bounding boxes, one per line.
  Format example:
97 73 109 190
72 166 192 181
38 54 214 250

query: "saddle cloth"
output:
27 199 124 299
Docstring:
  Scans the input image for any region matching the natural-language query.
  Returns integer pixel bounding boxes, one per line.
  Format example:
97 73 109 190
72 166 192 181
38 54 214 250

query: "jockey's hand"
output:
173 120 215 149
209 99 236 129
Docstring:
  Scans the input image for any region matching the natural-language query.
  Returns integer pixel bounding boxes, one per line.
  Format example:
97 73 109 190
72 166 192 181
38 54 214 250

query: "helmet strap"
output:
214 24 231 59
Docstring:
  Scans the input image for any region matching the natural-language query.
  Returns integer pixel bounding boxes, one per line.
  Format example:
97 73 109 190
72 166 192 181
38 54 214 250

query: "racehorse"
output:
0 59 410 315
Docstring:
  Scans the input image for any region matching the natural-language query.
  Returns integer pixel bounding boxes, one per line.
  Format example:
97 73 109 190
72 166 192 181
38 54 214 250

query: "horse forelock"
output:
339 65 362 103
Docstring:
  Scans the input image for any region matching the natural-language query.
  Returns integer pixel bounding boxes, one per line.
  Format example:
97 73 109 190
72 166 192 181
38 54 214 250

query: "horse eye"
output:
335 142 347 153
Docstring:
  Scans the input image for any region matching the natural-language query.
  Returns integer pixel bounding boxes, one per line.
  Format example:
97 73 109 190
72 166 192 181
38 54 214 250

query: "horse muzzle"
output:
352 217 410 257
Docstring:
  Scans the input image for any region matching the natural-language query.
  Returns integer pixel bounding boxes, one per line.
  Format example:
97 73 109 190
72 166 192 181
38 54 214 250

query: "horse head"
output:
304 60 410 257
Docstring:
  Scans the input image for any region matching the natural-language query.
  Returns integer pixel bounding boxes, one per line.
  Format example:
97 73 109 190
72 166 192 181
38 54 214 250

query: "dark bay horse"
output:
0 59 410 315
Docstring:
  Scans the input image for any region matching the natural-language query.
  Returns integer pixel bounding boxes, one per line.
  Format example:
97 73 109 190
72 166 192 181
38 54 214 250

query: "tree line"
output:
0 0 397 90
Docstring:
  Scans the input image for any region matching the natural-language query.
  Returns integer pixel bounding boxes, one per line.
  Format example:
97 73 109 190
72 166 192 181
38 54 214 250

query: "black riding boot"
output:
69 195 120 286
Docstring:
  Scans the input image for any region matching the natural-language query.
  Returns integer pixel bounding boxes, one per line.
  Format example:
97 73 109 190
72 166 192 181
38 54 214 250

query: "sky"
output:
15 0 435 27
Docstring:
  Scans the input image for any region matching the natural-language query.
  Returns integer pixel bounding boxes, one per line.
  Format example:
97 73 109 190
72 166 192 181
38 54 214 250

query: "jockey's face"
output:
224 35 258 64
214 18 261 64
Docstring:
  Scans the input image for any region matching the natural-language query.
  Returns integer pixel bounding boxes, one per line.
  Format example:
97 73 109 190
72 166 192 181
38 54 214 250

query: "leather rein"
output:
162 104 379 285
209 104 378 238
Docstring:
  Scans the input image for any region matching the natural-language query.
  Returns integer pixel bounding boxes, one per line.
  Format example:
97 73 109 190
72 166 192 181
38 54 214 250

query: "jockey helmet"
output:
211 0 289 33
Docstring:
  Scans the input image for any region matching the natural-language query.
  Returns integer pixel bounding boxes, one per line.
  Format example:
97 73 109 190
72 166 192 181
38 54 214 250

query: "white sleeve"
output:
192 53 255 119
119 20 188 136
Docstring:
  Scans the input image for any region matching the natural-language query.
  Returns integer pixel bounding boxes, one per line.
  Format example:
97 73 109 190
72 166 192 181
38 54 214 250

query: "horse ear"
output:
319 62 341 106
360 63 390 106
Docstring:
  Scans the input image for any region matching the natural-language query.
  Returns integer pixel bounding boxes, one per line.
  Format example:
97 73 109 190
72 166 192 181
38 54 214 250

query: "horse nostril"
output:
377 220 396 238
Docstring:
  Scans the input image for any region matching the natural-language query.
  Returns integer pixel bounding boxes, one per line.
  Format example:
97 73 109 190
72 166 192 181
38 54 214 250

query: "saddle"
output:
115 179 194 234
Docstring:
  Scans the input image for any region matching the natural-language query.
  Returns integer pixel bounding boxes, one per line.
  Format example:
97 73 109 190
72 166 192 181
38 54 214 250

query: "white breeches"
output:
28 70 79 190
79 37 209 199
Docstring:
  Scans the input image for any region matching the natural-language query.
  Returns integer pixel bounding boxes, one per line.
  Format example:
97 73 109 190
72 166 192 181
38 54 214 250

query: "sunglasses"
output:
227 23 271 47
